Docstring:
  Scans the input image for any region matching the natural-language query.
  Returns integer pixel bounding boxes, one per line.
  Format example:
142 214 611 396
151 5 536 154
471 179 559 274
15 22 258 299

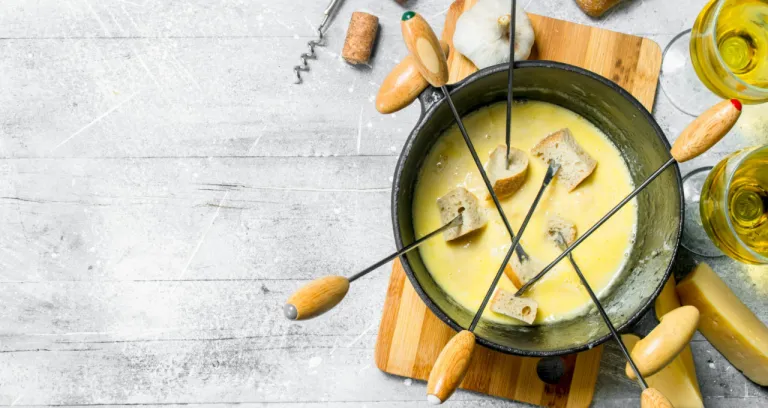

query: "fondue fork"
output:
283 214 462 320
286 10 539 321
470 161 559 332
552 232 647 387
515 98 743 297
423 162 559 405
505 0 517 169
553 231 688 408
398 13 562 404
401 11 531 265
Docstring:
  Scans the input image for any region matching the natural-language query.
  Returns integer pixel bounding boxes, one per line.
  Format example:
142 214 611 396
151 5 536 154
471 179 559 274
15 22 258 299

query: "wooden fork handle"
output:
670 99 742 163
426 330 476 404
400 11 450 88
641 388 674 408
376 41 450 114
284 275 350 320
626 305 699 379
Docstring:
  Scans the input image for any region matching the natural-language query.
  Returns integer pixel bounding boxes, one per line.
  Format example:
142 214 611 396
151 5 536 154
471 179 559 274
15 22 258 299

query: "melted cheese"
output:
412 101 637 324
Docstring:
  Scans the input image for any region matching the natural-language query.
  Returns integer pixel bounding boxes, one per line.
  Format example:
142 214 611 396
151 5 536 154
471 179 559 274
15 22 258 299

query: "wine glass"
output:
660 0 768 117
663 0 768 258
682 145 768 264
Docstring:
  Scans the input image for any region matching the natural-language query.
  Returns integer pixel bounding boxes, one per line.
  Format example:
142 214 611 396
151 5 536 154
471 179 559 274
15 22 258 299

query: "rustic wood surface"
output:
0 0 766 407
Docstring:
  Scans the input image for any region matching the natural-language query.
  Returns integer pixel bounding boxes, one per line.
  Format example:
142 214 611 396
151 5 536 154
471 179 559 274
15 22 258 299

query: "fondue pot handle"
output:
283 276 350 320
400 11 450 88
670 99 742 162
625 305 700 379
426 330 476 405
416 85 450 116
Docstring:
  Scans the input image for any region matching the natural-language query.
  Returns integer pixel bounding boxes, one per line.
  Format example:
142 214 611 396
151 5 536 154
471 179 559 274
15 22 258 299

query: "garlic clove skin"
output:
453 0 535 70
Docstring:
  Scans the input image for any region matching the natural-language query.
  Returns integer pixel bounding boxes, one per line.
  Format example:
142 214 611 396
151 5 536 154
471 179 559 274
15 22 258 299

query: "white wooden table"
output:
0 0 766 406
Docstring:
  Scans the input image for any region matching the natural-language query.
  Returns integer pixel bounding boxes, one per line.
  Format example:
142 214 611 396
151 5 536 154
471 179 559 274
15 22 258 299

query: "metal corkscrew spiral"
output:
294 0 344 84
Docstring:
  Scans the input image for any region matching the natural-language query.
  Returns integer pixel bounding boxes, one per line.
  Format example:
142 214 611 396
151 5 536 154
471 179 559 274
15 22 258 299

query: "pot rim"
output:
390 61 684 357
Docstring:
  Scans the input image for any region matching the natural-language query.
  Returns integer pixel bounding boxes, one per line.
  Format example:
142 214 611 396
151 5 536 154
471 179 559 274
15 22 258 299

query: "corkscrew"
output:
294 0 344 85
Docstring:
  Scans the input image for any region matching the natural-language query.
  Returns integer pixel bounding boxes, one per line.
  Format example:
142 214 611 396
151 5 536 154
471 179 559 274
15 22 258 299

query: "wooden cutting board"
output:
375 1 662 407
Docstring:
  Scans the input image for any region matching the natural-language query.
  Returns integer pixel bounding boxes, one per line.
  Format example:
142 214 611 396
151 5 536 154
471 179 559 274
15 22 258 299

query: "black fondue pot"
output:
391 61 684 356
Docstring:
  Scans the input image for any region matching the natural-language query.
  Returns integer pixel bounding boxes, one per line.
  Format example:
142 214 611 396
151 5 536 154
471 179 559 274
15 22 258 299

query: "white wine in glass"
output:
700 145 768 264
691 0 768 104
661 0 768 116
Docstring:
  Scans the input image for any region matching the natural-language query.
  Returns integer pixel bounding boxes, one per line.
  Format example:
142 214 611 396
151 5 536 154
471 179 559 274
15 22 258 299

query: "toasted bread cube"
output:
436 187 487 241
485 145 529 199
547 215 577 246
491 289 538 324
531 128 597 192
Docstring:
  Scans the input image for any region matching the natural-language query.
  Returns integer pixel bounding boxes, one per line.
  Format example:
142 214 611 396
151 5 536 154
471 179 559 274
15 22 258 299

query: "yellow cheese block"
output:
677 262 768 386
622 277 704 408
655 278 703 396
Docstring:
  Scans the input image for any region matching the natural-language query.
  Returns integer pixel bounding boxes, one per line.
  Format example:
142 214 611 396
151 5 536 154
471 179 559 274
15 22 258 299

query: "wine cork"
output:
342 12 379 65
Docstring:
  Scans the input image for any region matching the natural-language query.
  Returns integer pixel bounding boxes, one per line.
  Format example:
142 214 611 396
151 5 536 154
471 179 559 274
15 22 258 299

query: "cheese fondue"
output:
412 100 637 324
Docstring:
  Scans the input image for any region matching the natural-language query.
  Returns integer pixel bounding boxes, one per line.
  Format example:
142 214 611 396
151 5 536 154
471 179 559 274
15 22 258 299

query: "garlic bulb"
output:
453 0 535 69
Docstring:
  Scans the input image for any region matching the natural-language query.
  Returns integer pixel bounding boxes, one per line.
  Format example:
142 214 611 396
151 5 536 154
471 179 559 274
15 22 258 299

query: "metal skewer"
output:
440 85 529 264
553 229 702 408
400 12 567 404
426 162 557 405
442 84 532 261
515 101 742 297
348 214 462 283
515 158 674 295
552 232 648 389
469 162 558 331
284 214 462 320
505 0 517 169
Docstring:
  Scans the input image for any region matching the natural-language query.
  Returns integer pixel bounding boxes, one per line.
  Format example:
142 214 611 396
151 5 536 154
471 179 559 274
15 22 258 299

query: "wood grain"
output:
670 99 742 162
641 388 674 408
376 41 450 114
285 275 350 320
375 2 663 406
401 13 449 88
441 1 663 100
426 330 476 403
625 306 700 379
375 261 604 407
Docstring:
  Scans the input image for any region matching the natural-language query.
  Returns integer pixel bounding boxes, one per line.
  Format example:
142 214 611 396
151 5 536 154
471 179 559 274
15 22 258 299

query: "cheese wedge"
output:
622 277 704 408
677 262 768 386
655 278 703 397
